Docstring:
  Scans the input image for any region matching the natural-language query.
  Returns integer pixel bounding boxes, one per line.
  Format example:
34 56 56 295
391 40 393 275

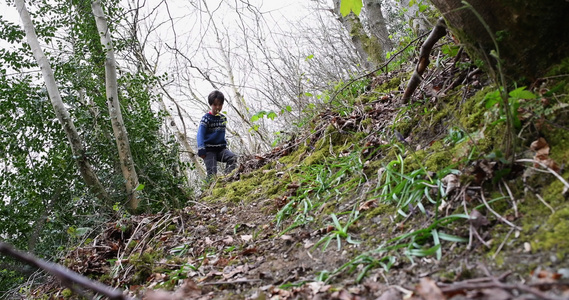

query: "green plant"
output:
331 246 396 283
275 150 366 234
312 209 361 252
484 86 536 130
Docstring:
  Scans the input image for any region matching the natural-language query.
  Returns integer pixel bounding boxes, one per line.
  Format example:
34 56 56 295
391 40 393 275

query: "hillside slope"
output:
18 53 569 299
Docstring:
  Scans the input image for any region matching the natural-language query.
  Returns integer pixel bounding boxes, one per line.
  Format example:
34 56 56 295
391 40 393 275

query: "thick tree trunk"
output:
362 0 393 53
430 0 569 82
91 1 141 210
15 0 110 203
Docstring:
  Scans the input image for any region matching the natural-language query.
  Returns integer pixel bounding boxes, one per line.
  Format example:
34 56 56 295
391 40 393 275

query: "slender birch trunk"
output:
14 0 110 202
91 0 141 210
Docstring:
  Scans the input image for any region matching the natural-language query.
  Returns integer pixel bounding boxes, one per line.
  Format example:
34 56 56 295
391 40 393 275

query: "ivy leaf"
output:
340 0 363 16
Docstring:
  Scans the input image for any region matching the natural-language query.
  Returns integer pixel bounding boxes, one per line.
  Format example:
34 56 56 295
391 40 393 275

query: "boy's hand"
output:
198 149 206 159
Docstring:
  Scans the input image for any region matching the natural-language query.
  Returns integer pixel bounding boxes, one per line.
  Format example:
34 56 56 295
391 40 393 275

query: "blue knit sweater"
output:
197 112 228 156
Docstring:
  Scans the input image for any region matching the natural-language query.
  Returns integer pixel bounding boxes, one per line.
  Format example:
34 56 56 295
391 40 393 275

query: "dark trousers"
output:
204 148 237 179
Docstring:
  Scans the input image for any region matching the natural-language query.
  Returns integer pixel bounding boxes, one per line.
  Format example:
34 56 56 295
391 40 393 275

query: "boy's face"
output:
211 99 223 115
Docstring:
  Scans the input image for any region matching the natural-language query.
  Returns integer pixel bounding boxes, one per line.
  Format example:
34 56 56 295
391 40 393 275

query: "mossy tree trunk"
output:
362 0 393 54
430 0 569 82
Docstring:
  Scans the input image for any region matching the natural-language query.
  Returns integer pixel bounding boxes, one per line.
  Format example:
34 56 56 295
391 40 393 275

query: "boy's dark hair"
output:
208 90 225 105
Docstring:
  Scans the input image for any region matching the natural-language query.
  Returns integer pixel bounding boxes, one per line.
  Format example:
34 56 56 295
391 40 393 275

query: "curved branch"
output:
402 18 447 103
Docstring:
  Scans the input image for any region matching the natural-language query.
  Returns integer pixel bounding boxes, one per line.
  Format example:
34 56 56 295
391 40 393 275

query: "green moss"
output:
207 224 217 234
530 206 569 259
203 168 289 204
61 288 73 299
365 203 396 220
459 87 493 131
279 145 308 165
129 250 162 285
127 240 138 250
303 147 328 166
546 57 569 77
375 76 402 93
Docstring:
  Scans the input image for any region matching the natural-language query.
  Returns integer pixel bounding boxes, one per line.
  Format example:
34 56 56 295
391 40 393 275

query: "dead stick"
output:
0 242 136 300
402 18 447 103
479 190 521 230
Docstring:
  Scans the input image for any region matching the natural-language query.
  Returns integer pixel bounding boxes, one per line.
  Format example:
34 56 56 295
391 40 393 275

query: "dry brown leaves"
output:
530 137 560 173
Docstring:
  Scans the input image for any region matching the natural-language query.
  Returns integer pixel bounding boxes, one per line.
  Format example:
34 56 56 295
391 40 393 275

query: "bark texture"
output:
333 0 375 70
92 1 141 210
430 0 569 82
362 0 393 53
15 0 110 203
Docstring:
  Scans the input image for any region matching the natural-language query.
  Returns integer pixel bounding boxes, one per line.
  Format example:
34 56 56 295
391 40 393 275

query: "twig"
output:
535 193 555 214
479 191 522 230
492 227 514 260
0 242 135 300
516 158 569 194
502 180 518 218
462 192 473 250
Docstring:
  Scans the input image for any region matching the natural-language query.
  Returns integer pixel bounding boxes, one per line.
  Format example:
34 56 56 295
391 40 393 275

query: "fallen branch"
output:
402 18 447 103
0 242 136 300
516 158 569 194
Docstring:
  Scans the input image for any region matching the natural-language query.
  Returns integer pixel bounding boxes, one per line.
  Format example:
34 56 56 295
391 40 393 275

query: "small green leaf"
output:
340 0 363 16
286 105 292 112
134 184 145 191
267 111 277 120
437 232 468 243
508 87 536 100
405 244 441 257
431 229 442 260
484 90 502 108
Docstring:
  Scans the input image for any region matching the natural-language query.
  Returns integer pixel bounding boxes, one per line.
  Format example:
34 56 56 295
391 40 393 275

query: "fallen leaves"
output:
530 137 560 173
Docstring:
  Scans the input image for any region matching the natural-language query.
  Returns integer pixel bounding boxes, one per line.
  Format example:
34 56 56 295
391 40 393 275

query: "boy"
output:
197 90 237 180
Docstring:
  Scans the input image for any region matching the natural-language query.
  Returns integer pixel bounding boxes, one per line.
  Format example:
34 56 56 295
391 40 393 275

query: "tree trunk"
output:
332 0 375 70
14 0 110 203
91 0 141 210
429 0 569 82
362 0 393 53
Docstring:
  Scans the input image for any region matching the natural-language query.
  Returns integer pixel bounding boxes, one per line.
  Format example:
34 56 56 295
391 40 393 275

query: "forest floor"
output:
20 50 569 299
